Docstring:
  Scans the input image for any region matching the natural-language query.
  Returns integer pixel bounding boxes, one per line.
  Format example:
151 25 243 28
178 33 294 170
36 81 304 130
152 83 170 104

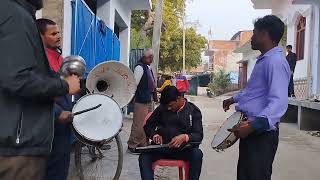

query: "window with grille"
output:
296 16 306 60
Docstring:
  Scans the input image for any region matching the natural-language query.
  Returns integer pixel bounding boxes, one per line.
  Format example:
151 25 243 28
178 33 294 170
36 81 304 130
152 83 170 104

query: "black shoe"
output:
127 147 140 155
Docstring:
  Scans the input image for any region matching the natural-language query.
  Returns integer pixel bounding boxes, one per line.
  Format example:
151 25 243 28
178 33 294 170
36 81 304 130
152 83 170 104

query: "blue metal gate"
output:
72 0 121 75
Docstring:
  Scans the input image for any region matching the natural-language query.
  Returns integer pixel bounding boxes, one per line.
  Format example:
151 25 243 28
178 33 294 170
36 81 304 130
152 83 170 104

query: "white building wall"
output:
97 0 112 28
273 2 320 96
243 50 260 80
311 5 320 95
226 53 242 73
277 4 312 80
119 27 131 65
97 0 131 65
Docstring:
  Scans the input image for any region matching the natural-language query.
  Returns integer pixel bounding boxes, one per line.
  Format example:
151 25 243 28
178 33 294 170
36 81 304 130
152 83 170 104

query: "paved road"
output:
69 93 320 180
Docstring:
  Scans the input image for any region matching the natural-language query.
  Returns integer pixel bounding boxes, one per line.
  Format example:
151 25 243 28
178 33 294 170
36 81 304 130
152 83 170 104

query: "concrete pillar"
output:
62 0 73 56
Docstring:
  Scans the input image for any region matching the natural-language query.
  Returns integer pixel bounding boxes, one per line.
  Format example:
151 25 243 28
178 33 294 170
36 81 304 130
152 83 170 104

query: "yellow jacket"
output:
159 80 172 92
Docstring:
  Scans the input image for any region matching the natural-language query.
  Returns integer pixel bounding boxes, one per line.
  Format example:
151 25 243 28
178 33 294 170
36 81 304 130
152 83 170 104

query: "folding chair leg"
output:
179 167 184 180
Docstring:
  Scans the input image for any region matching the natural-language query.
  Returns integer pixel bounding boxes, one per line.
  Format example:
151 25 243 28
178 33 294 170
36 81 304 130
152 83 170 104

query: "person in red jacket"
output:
37 18 73 180
37 18 63 73
175 73 190 96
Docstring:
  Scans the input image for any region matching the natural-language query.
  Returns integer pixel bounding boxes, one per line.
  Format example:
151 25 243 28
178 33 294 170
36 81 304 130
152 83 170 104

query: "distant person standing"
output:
286 45 297 97
172 72 177 86
157 74 165 89
158 75 173 93
176 73 190 96
128 49 158 154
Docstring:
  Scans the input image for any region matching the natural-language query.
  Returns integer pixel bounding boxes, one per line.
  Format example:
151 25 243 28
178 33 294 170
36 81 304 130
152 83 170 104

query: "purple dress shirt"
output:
233 46 291 130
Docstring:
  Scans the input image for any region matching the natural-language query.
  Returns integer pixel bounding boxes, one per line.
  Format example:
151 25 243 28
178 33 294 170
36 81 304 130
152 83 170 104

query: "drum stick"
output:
73 104 102 116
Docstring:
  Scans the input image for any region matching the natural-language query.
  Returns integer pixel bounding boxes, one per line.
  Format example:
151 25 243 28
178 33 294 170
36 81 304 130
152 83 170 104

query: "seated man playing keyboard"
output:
139 86 203 180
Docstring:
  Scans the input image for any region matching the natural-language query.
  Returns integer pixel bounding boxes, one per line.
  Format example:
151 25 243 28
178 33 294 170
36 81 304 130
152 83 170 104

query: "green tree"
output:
130 0 206 72
159 27 206 71
208 70 232 96
130 28 151 49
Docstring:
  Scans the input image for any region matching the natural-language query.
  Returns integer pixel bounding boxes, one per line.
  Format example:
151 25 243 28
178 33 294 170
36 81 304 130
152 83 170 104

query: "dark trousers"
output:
45 136 71 180
139 148 203 180
237 130 279 180
288 75 295 97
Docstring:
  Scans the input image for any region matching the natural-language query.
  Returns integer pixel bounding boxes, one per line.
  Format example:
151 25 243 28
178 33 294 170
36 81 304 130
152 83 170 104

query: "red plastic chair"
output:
152 159 190 180
145 112 190 180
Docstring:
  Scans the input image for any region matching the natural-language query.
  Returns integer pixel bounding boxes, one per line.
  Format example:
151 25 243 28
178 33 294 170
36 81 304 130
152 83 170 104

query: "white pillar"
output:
62 0 73 56
312 4 320 95
120 27 130 65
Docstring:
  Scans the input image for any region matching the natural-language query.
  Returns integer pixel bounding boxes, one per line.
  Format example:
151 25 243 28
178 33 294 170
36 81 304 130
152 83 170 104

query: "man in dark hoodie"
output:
139 86 203 180
0 1 80 180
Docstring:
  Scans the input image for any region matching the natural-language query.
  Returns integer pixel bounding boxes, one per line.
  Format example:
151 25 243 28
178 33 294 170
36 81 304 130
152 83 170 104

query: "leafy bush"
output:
208 70 232 96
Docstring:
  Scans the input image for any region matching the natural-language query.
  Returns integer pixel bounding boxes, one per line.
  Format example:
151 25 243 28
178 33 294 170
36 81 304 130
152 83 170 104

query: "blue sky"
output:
186 0 271 40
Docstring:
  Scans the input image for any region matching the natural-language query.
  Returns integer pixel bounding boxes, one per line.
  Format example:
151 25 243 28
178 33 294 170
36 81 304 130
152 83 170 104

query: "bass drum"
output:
72 93 123 146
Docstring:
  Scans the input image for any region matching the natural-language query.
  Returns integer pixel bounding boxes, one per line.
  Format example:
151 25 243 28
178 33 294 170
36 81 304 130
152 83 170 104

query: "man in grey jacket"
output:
0 0 80 179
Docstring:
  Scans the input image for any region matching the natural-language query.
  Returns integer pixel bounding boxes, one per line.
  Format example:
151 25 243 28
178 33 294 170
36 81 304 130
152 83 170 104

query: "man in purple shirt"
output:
223 15 291 180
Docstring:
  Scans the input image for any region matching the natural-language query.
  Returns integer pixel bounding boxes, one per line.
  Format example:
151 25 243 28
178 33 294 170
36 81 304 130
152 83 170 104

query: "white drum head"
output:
211 112 242 148
72 94 122 142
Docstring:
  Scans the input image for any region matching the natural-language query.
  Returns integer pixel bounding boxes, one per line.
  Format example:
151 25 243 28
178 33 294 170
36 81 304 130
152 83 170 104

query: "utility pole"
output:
182 2 186 74
152 0 164 79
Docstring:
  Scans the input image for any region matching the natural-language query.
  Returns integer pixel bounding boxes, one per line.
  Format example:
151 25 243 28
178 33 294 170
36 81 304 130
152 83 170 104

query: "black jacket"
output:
144 101 203 148
0 0 69 156
135 62 152 103
286 52 297 72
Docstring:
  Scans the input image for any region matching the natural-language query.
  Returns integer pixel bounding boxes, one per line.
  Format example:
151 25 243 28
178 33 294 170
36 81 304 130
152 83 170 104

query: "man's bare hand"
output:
58 111 73 124
64 75 80 95
152 134 163 145
223 97 235 112
169 134 188 149
228 121 254 139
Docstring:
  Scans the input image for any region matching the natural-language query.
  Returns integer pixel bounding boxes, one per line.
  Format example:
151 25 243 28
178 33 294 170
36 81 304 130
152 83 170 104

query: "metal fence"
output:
129 49 145 71
294 77 311 99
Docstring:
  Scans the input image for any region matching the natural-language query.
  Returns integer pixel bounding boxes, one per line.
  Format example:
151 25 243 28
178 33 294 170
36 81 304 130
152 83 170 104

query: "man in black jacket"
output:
286 45 297 97
139 86 203 180
0 0 80 180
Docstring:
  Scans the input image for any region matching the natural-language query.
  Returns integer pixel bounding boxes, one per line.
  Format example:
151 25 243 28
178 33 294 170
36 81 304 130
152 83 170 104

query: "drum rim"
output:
72 125 120 146
211 112 242 150
72 93 123 143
